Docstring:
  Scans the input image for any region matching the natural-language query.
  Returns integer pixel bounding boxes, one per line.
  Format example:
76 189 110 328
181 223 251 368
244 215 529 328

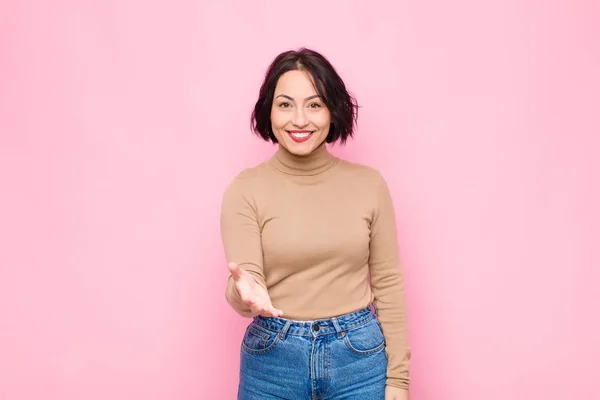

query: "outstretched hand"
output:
228 262 284 318
385 386 409 400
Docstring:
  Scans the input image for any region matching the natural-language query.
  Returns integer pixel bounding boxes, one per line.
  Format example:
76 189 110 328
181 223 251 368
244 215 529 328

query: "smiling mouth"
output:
286 130 314 143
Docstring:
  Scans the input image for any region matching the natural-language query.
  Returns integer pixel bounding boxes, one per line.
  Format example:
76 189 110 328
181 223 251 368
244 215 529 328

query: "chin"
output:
280 134 326 156
283 141 317 156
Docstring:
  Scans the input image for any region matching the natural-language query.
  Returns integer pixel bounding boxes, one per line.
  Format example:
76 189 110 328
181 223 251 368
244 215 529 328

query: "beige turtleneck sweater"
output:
220 143 410 389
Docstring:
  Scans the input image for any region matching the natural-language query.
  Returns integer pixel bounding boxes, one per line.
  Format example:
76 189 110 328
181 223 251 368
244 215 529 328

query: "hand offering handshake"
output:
228 262 284 318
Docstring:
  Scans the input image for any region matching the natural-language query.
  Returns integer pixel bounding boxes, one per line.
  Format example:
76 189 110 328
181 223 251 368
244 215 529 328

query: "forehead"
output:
274 70 318 95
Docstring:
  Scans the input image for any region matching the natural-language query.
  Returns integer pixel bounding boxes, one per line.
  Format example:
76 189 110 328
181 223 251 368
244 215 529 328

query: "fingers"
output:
269 306 284 317
256 304 284 318
244 300 284 318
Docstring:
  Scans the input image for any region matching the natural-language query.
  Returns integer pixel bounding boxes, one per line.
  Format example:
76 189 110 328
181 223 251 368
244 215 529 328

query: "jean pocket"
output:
343 319 386 356
241 323 281 355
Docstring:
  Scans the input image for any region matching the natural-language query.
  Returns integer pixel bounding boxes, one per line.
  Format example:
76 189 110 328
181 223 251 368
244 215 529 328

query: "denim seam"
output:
342 336 386 356
253 313 374 337
341 319 386 356
310 338 316 400
241 325 281 355
323 335 329 398
241 336 281 355
247 325 270 340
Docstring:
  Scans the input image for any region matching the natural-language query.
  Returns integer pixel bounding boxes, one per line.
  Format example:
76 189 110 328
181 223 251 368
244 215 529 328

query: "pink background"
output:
1 1 598 399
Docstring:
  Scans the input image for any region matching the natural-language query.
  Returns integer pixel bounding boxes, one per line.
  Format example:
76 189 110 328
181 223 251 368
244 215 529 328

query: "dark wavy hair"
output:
251 48 359 144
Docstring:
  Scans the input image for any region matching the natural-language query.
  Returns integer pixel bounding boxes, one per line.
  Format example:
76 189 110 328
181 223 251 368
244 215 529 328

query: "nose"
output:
292 107 308 128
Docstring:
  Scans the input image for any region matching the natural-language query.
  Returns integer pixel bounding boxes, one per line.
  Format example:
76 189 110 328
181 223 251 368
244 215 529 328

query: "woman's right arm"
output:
220 177 269 316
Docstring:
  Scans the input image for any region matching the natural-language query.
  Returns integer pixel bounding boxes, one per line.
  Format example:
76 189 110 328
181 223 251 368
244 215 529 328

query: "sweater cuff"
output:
385 377 410 390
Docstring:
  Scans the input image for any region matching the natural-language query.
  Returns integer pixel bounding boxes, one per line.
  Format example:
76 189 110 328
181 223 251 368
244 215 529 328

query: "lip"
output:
286 130 314 143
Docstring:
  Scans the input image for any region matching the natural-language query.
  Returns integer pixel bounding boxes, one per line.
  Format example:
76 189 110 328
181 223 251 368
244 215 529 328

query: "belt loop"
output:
331 317 345 339
278 320 292 340
370 302 379 317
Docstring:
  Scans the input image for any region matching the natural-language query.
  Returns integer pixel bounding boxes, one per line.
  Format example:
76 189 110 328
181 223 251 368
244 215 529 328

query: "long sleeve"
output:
220 176 267 317
368 173 411 389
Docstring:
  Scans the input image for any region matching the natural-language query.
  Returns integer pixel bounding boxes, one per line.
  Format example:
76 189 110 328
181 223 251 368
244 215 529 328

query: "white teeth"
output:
291 132 311 138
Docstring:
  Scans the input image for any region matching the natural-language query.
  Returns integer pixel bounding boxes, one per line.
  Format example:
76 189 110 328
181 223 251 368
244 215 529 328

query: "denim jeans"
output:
238 304 388 399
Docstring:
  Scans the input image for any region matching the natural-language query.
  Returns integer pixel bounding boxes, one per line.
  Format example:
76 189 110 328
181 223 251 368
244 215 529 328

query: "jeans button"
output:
312 323 320 332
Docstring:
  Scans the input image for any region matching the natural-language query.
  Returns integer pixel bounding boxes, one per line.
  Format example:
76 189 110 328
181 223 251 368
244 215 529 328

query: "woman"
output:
220 48 411 400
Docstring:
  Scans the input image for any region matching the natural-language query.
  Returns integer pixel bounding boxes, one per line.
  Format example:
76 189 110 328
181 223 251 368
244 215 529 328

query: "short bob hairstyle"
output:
251 48 358 144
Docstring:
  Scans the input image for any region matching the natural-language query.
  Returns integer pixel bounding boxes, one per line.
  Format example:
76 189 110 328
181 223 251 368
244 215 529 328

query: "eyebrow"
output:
274 94 321 101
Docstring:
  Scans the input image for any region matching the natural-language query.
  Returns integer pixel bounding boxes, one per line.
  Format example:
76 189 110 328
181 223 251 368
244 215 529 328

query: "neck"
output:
269 142 336 176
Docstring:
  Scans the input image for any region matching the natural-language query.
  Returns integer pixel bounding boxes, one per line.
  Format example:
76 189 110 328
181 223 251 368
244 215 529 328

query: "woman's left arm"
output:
368 172 411 393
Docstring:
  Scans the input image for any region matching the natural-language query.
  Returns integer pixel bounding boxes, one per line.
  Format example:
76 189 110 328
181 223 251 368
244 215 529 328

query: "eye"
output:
278 102 292 108
308 102 322 109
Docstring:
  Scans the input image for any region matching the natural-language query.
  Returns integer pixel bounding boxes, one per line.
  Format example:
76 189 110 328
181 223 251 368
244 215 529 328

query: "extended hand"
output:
385 386 409 400
228 262 284 318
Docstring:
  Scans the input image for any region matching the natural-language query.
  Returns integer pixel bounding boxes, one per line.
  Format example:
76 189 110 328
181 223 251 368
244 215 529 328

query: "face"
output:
270 70 331 156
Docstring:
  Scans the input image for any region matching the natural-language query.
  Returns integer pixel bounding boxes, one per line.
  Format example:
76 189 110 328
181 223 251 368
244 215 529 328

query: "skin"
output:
228 69 409 400
386 386 410 400
228 262 283 318
269 69 331 155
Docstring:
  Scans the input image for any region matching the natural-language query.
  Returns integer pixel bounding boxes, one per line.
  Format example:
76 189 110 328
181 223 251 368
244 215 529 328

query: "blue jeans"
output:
238 304 388 399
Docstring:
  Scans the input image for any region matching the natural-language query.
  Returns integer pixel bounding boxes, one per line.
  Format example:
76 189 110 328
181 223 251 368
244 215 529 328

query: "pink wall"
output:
1 1 598 399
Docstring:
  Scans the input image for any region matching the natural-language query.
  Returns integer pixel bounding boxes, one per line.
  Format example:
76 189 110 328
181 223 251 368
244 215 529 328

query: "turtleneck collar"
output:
268 142 338 176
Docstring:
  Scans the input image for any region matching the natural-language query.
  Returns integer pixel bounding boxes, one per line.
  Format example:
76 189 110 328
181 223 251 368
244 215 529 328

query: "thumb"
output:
228 262 245 280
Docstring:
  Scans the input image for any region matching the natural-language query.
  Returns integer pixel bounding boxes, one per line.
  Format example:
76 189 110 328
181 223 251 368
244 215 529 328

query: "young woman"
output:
221 48 411 400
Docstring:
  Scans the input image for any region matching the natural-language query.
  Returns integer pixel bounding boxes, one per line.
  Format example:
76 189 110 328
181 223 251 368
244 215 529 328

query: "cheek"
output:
315 113 331 130
270 109 285 129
